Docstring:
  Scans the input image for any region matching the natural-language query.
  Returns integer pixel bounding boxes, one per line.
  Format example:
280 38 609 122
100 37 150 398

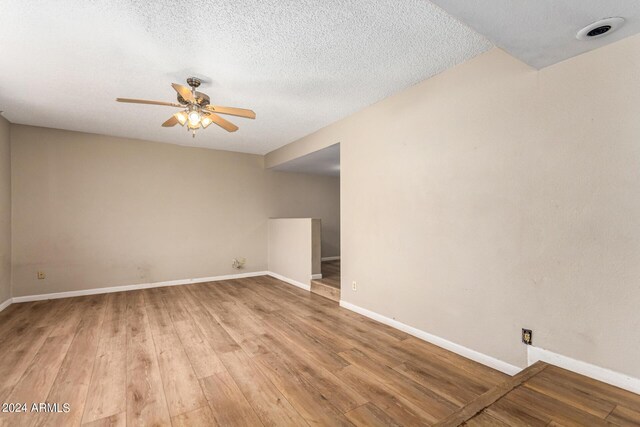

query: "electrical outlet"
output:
352 281 357 291
522 328 532 345
37 271 46 280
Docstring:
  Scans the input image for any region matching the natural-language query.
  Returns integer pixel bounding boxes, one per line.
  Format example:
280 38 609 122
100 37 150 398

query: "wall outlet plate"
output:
352 281 357 291
522 328 533 345
37 271 46 280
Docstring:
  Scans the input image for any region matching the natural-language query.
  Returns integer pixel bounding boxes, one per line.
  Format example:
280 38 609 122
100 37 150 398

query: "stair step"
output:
310 280 340 302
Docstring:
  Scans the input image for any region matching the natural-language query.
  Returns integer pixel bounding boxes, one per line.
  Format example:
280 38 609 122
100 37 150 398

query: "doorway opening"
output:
270 143 340 301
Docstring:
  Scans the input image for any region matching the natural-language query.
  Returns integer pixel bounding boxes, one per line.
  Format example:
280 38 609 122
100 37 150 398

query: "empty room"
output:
1 1 640 426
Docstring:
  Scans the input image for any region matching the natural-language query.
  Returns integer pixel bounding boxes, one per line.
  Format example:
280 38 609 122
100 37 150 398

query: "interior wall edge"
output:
7 116 10 303
0 115 11 304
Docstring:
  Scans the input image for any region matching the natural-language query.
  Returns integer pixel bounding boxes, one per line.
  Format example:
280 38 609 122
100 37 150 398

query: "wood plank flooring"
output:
458 362 640 426
310 260 340 301
0 275 638 426
317 259 340 288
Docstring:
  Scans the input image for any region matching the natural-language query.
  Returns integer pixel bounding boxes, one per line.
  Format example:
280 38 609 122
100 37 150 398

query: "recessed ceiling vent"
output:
576 17 625 40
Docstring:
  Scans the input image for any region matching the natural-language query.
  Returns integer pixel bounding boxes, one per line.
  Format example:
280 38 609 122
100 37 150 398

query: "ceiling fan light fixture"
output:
201 116 213 128
188 110 201 127
174 111 187 126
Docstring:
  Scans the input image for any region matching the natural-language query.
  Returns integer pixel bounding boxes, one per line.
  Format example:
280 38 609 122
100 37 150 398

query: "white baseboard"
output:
528 346 640 395
339 300 520 375
321 256 340 262
10 270 312 304
0 297 12 313
12 271 270 303
310 274 323 280
266 271 311 291
338 300 640 391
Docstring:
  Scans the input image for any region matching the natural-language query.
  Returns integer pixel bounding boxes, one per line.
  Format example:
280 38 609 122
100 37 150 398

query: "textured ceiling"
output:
272 143 340 176
432 0 640 69
0 0 491 154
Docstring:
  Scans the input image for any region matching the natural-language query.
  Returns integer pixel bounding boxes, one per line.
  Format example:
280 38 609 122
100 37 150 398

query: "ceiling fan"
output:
116 77 255 138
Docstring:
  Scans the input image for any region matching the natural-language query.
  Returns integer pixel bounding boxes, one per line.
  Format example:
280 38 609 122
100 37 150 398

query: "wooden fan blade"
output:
205 105 256 119
116 98 181 107
206 113 238 132
171 83 195 103
162 115 179 127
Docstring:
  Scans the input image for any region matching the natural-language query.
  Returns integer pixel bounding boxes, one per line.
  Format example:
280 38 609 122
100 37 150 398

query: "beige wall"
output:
267 171 340 258
0 116 10 303
10 125 339 297
267 218 320 286
270 37 640 379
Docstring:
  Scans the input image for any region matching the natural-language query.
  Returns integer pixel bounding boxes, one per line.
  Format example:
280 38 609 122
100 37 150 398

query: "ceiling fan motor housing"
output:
176 77 209 106
177 92 210 107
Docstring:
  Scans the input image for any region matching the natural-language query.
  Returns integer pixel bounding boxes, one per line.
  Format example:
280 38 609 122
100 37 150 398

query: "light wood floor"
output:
310 260 341 301
438 361 640 426
317 260 340 289
0 275 638 426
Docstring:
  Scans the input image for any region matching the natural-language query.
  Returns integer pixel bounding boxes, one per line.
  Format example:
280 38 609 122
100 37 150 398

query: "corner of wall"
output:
8 119 11 301
0 115 12 306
